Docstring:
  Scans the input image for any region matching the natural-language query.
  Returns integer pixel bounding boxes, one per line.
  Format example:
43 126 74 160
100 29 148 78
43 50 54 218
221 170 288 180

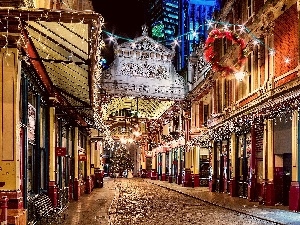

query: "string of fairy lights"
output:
102 20 296 67
100 18 298 150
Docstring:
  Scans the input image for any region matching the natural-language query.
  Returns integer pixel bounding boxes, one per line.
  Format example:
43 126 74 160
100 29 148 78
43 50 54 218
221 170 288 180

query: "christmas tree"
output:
110 142 134 177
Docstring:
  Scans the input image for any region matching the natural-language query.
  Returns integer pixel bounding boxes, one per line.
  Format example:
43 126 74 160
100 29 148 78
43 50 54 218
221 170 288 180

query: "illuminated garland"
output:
204 28 247 75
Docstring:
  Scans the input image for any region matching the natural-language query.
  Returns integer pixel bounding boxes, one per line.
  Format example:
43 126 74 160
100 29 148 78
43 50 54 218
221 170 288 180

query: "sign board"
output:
79 154 87 161
55 147 66 156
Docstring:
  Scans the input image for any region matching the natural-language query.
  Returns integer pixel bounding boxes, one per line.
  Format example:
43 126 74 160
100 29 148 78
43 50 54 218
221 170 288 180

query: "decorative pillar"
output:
90 141 95 187
151 153 157 180
168 150 172 182
230 133 237 197
0 48 23 209
73 127 80 201
194 146 200 187
48 104 58 207
209 141 216 192
85 138 92 194
141 145 146 170
161 152 166 181
177 148 182 184
289 110 300 211
263 119 275 206
248 125 257 201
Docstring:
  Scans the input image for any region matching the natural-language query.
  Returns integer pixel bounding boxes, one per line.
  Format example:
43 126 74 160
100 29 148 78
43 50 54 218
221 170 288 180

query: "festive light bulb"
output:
207 20 213 29
284 57 290 64
269 49 275 56
253 39 259 45
192 31 197 37
235 71 246 81
109 36 114 42
238 25 246 33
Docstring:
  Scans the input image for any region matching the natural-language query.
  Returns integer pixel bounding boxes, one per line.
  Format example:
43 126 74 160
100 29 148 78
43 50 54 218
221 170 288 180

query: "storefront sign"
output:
55 147 66 156
79 154 87 161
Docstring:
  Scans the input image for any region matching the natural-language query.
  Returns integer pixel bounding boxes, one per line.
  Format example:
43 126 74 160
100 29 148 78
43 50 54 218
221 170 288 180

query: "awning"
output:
0 8 103 126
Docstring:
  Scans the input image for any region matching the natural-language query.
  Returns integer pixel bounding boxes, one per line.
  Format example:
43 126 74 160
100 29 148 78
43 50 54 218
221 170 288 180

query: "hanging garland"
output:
204 28 247 75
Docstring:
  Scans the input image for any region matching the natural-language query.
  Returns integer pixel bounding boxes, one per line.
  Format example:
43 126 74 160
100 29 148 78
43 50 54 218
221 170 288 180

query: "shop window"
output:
203 104 209 126
247 0 253 18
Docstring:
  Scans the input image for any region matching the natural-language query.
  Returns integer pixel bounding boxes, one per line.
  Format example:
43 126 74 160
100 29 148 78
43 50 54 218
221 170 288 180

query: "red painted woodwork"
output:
161 173 166 181
73 179 80 201
150 170 157 180
230 178 237 197
182 169 192 187
48 181 58 207
194 174 200 187
176 174 182 185
209 179 215 192
85 176 92 194
0 196 8 223
0 191 23 209
264 181 275 206
289 182 300 211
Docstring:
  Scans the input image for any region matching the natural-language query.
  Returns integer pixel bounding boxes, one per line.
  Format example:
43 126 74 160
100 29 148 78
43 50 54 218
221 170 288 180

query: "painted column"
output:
168 150 172 182
151 152 157 180
289 110 300 211
194 146 200 187
264 119 275 206
141 145 146 170
86 138 92 194
94 140 103 188
48 104 57 207
177 148 182 184
161 152 166 181
248 125 257 201
73 127 80 200
90 142 95 176
0 48 23 209
209 141 216 192
230 133 237 197
94 141 101 169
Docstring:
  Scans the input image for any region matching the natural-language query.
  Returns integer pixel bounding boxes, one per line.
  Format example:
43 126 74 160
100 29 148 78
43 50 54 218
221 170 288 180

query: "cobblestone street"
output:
62 178 116 224
61 178 300 225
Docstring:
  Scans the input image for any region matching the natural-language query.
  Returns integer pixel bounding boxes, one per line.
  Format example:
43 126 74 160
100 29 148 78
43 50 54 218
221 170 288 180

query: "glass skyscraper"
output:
146 0 219 70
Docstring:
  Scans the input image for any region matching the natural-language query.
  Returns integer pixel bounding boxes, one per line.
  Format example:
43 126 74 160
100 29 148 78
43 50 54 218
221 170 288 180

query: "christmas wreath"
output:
204 29 247 75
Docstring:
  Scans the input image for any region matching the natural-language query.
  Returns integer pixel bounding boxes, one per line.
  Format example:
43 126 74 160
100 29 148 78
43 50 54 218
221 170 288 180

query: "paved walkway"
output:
147 179 300 225
62 178 117 225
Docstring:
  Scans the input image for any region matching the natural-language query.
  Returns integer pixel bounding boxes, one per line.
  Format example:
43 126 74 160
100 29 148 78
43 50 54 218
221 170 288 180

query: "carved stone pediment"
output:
101 34 186 100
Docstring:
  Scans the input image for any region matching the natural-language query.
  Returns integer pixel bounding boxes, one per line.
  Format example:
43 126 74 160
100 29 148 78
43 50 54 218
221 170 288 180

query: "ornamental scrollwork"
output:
121 62 169 79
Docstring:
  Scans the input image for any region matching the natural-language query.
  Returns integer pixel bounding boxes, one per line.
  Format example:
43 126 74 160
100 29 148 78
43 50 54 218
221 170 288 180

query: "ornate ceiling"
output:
102 97 174 121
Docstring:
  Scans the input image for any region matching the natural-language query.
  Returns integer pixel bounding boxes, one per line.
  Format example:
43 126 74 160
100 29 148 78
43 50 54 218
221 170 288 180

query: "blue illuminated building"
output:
146 0 220 70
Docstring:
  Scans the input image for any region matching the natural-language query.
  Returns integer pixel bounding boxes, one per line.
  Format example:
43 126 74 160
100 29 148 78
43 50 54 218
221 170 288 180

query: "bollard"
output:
0 196 8 225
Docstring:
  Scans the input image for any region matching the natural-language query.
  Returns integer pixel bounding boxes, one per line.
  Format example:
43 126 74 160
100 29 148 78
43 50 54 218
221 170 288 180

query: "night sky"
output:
92 0 146 63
